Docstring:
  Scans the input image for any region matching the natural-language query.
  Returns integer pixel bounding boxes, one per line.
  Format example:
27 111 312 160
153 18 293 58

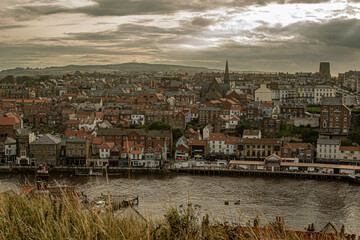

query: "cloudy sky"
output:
1 0 360 74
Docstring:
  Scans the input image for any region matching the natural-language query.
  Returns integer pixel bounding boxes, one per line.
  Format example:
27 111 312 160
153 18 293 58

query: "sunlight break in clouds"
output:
1 0 360 73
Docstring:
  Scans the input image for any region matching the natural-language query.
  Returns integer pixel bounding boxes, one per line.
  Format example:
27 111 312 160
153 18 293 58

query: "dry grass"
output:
0 192 350 240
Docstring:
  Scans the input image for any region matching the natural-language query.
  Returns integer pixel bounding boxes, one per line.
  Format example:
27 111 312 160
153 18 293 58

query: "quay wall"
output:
0 166 353 182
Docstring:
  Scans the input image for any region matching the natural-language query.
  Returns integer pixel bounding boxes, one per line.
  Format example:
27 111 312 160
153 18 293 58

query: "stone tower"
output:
319 62 330 78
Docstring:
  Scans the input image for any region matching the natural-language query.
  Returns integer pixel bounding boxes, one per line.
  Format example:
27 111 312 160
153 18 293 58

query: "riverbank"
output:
0 193 354 239
0 166 355 183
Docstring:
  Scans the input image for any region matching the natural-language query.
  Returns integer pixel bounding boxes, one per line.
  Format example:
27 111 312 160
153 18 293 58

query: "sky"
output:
1 0 360 74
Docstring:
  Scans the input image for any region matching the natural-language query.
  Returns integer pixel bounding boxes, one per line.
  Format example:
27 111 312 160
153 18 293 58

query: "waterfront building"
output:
209 133 226 155
281 143 315 161
30 134 62 166
229 159 360 174
65 138 90 166
338 146 360 165
316 138 340 163
175 144 190 161
237 138 282 160
4 137 16 163
98 128 172 155
16 130 36 166
99 142 115 159
188 138 208 160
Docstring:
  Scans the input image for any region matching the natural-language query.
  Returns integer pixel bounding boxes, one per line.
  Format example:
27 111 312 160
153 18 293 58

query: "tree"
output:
235 124 259 137
300 128 319 144
149 121 172 130
172 128 184 142
341 138 353 146
135 124 147 129
38 75 51 81
1 75 14 83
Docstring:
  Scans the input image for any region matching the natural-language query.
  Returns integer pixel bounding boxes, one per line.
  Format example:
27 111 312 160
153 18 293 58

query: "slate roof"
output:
317 139 340 145
98 128 171 138
30 134 62 145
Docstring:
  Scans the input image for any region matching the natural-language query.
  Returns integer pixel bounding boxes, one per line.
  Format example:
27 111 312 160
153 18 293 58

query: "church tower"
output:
224 59 230 88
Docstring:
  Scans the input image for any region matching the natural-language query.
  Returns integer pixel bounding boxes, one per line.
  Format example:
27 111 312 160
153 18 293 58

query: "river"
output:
1 173 359 235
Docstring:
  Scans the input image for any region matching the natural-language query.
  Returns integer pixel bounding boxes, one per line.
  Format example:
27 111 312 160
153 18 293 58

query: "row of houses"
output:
174 130 360 166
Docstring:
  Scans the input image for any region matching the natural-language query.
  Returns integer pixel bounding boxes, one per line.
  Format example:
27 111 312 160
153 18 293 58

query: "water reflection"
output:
1 173 359 234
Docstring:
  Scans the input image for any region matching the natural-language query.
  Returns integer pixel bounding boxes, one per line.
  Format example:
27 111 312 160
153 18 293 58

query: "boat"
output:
94 193 139 210
21 165 79 202
75 168 103 176
348 173 360 184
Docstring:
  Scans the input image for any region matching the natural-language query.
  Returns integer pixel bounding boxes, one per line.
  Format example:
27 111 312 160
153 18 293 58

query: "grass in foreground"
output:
0 192 350 239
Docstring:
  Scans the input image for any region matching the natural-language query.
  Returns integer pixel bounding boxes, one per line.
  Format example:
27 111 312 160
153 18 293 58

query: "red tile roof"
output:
282 143 314 149
92 137 103 145
0 117 15 125
210 133 225 141
100 142 115 149
340 146 360 152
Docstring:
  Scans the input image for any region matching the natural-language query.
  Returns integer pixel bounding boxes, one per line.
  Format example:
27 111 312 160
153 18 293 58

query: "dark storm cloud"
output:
299 19 360 49
162 39 359 73
253 18 360 49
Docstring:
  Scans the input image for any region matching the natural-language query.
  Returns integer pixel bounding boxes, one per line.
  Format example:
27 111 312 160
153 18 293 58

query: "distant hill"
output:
0 63 221 77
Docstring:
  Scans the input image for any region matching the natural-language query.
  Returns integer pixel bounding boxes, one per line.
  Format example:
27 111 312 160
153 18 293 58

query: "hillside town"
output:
1 61 360 175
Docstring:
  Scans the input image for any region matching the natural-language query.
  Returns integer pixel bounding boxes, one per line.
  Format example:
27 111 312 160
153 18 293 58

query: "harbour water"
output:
1 173 360 234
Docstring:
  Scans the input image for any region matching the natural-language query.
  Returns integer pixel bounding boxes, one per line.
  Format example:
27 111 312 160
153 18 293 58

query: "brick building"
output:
281 142 315 161
320 97 351 135
97 128 172 156
281 103 307 119
198 107 222 126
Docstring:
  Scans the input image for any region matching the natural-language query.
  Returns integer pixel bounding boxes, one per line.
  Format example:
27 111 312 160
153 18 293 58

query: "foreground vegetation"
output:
0 193 351 239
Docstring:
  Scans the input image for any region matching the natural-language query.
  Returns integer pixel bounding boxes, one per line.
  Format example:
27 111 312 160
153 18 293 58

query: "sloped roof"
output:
340 146 360 152
282 142 314 149
0 117 15 126
31 134 62 145
92 137 103 145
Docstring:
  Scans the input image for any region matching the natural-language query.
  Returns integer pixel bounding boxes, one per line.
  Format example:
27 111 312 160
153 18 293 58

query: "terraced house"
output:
30 134 62 166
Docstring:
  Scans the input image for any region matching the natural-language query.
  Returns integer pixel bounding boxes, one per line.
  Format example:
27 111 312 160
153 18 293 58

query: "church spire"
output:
224 59 230 87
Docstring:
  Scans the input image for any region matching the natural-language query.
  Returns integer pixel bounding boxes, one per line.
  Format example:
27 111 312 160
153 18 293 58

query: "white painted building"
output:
314 85 335 104
230 105 243 118
131 113 145 125
202 124 214 140
209 133 226 154
5 138 17 163
297 86 314 104
339 146 360 162
243 129 261 139
255 84 275 102
224 136 239 156
316 138 340 162
79 119 97 131
99 142 114 159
